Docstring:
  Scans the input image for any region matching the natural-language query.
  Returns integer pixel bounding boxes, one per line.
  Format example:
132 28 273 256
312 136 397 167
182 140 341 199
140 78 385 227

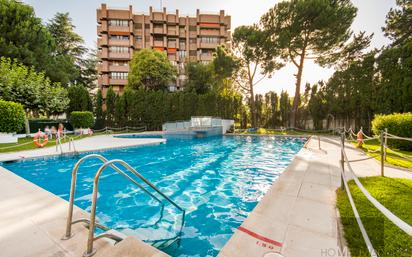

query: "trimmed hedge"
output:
69 111 94 128
0 100 26 133
372 113 412 151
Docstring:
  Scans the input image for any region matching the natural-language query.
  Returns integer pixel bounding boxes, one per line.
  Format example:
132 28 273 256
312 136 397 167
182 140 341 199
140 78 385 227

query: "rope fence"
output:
342 127 411 174
339 132 412 257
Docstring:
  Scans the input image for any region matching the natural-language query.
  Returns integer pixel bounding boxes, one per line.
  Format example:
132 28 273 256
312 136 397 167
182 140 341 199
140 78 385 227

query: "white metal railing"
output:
338 132 412 257
62 154 185 256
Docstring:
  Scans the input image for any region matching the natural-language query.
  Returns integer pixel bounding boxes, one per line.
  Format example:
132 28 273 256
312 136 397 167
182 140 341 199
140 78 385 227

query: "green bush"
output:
69 111 94 128
0 100 26 133
372 113 412 150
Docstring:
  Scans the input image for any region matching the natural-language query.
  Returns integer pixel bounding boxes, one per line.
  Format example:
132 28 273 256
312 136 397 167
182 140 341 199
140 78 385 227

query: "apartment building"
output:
96 4 231 96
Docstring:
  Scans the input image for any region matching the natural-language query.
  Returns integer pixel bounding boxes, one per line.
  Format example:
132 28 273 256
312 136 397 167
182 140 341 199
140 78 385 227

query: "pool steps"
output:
63 153 185 257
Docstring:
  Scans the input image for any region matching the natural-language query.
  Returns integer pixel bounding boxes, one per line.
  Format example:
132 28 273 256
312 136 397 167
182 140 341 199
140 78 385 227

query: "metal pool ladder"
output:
62 154 186 257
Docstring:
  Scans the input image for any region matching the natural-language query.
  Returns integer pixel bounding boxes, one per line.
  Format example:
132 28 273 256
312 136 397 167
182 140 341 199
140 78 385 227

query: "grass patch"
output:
336 177 412 257
355 139 412 169
0 135 88 153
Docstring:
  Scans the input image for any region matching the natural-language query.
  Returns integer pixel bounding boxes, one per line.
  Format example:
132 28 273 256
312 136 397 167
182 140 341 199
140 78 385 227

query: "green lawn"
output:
336 177 412 257
355 139 412 169
0 134 88 153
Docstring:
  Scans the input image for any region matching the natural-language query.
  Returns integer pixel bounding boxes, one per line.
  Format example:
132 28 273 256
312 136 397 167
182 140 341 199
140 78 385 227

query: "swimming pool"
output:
1 135 305 256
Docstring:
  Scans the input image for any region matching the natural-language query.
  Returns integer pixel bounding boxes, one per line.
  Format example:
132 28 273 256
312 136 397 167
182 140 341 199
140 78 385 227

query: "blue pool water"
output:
1 135 305 256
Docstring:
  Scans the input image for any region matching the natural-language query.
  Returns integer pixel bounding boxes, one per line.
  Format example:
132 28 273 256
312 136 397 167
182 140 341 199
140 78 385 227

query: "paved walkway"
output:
0 134 165 162
219 136 411 257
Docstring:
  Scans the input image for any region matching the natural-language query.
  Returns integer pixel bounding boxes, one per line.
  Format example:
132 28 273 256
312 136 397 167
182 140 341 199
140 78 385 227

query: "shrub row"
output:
372 112 412 150
69 111 95 129
0 100 26 133
99 89 242 130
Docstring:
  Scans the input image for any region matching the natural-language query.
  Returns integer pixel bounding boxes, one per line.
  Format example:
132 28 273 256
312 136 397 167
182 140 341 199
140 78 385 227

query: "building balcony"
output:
134 41 143 49
179 30 186 38
153 41 165 47
97 36 108 46
108 39 131 46
167 14 178 24
167 54 177 61
97 23 108 34
199 15 220 24
97 62 109 72
109 65 129 72
199 29 221 36
109 78 128 85
189 31 197 38
168 41 177 48
98 48 108 59
108 25 132 34
108 52 132 60
167 30 178 36
99 75 109 86
199 42 218 49
152 12 164 21
200 54 213 61
189 43 197 50
153 27 165 34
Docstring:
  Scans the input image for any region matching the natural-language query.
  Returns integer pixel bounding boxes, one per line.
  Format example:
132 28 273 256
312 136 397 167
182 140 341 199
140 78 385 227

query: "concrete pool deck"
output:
219 136 411 257
0 134 166 162
0 134 410 257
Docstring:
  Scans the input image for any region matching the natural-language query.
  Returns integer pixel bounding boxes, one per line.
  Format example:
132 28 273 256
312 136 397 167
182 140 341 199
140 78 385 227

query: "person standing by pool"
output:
58 123 64 139
44 126 51 139
51 126 57 139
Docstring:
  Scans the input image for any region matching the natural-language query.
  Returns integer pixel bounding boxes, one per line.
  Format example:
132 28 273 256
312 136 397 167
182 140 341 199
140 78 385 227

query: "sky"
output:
23 0 396 95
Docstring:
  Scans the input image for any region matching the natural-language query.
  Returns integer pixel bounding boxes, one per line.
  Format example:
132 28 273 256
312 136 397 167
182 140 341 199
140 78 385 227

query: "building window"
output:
109 46 129 53
110 61 128 66
108 19 129 27
200 36 219 44
144 23 150 29
154 35 163 42
110 35 129 40
189 50 197 56
179 41 185 49
189 25 196 31
189 38 197 44
178 50 186 59
110 72 128 80
136 36 142 42
134 23 142 29
200 49 213 56
153 24 163 29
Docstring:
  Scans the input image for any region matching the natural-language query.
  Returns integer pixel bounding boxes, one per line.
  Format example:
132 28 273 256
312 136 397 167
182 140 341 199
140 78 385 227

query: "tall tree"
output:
383 0 412 46
261 0 357 127
0 0 54 78
128 49 177 91
47 12 87 86
232 25 282 128
105 86 116 126
211 45 239 91
67 84 92 114
279 91 292 127
184 61 214 94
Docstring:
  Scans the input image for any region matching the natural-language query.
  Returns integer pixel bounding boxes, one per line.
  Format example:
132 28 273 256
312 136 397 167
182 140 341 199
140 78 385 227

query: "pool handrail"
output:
84 159 186 257
62 154 165 240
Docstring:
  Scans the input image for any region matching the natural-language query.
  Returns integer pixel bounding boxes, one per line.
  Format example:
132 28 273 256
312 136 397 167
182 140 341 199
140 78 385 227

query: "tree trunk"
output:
249 79 256 128
291 50 306 128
